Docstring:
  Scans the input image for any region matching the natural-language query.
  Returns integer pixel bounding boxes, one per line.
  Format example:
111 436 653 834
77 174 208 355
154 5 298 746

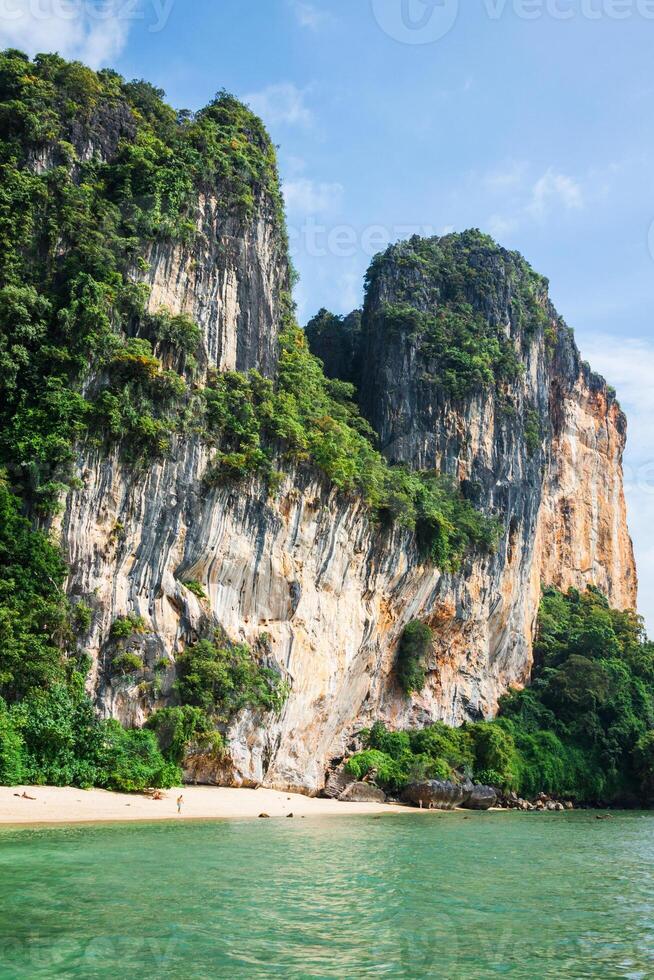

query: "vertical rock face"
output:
142 199 286 378
60 230 637 794
536 355 636 609
356 237 554 719
348 235 636 753
358 233 636 613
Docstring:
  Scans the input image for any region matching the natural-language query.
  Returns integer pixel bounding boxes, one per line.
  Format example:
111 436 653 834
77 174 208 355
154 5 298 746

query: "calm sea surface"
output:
0 810 653 978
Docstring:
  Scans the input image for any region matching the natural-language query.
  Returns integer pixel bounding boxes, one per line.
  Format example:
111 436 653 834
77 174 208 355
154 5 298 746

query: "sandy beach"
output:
0 785 424 826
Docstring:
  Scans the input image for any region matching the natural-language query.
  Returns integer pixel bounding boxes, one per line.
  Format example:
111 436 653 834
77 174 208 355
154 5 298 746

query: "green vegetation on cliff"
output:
1 50 497 553
304 307 363 386
0 49 284 513
0 51 291 788
204 316 500 569
348 587 654 806
396 621 433 695
363 230 551 399
0 474 178 789
0 471 288 786
144 634 289 769
173 636 289 720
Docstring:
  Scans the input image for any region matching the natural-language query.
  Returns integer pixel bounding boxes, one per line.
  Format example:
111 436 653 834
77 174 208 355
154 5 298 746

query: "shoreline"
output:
0 785 440 827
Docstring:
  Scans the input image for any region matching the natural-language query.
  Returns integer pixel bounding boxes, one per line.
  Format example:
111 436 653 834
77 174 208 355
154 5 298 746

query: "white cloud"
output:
243 83 313 128
527 168 583 219
578 333 654 632
487 213 519 239
0 0 135 68
283 177 343 215
285 155 307 176
289 0 330 29
481 165 584 241
483 161 527 192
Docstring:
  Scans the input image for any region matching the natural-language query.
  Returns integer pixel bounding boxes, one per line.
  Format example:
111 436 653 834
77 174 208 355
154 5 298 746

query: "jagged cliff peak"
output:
308 228 620 421
363 229 549 318
3 50 285 227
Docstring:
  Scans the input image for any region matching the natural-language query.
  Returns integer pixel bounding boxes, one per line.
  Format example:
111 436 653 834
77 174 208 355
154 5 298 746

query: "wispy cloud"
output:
487 214 519 238
482 161 527 192
283 178 343 215
242 83 313 128
288 0 331 30
480 164 585 240
0 0 136 67
527 168 583 219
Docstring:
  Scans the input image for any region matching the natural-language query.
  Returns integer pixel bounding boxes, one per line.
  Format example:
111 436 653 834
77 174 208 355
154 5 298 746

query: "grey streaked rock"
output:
462 785 497 811
339 781 386 804
403 780 469 810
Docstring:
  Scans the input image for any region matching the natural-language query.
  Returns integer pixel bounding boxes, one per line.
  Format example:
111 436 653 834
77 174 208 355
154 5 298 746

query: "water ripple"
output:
0 811 653 978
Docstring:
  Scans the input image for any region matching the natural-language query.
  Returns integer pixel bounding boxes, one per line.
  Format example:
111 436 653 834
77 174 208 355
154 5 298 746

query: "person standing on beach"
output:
177 794 183 814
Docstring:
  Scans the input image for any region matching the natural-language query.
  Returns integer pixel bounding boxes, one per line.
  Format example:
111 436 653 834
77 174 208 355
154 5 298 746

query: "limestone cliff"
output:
357 233 636 673
141 198 285 379
56 225 636 793
20 56 633 794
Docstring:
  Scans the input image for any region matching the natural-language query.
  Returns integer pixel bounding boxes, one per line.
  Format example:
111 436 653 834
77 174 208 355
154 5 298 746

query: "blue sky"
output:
4 0 653 627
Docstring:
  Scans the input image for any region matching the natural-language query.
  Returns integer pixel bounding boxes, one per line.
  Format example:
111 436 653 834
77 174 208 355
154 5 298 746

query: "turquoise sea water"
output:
1 810 653 978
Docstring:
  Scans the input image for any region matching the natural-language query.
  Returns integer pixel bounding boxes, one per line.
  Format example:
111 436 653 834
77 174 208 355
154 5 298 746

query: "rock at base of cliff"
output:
323 769 352 799
339 781 386 804
461 785 497 811
402 780 469 810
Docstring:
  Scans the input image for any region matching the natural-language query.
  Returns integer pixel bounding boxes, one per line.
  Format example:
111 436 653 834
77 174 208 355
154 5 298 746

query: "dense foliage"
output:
0 673 180 791
348 588 654 806
143 636 288 767
396 620 433 694
345 720 476 794
499 585 654 804
364 230 551 399
145 706 225 765
0 475 71 701
174 636 289 719
0 49 284 510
